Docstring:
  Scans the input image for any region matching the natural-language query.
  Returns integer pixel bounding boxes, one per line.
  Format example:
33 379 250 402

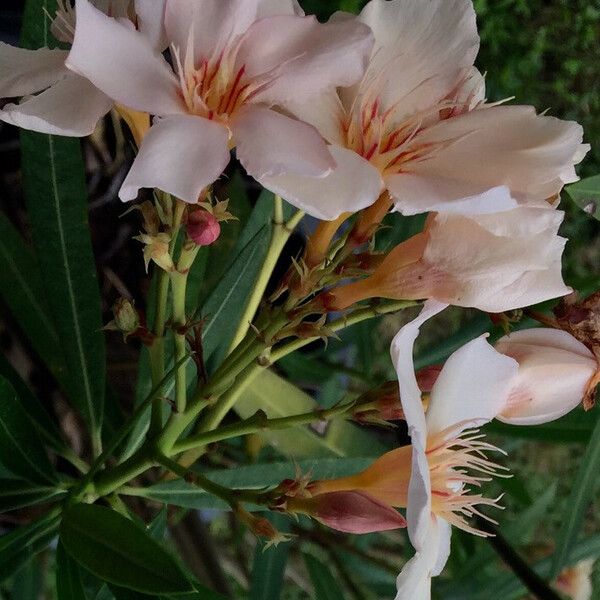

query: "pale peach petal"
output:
239 14 373 105
120 115 230 203
232 105 335 179
67 0 183 116
412 105 588 207
0 74 112 136
259 145 383 221
0 44 68 97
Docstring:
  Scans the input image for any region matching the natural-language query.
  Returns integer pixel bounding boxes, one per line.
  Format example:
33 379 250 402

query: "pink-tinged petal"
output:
120 115 230 203
67 0 183 116
165 0 261 62
0 44 68 97
425 336 518 438
135 0 167 50
304 491 407 534
355 0 479 118
387 173 517 216
390 300 449 448
239 15 373 105
495 329 598 426
259 145 383 221
395 515 447 600
412 105 588 206
0 74 112 136
257 0 304 17
233 106 335 179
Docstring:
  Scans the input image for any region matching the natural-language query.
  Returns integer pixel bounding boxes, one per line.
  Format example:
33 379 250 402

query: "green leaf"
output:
236 369 388 458
10 556 44 600
248 514 290 600
21 0 106 448
0 212 66 381
56 542 88 600
200 225 270 366
0 511 61 582
549 412 600 578
0 479 64 513
135 457 376 510
60 504 194 595
0 377 57 484
565 174 600 220
304 554 345 600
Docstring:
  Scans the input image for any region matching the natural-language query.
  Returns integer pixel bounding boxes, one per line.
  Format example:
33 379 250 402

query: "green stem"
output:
173 402 353 453
228 199 304 353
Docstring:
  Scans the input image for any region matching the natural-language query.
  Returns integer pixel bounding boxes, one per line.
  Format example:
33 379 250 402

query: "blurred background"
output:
0 1 599 599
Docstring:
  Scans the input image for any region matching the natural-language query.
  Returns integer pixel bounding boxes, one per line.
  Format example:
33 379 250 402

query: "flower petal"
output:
425 336 518 438
0 44 68 97
67 0 183 116
407 434 432 550
239 14 373 105
387 174 517 216
390 300 449 448
120 115 230 203
233 105 335 179
412 105 588 206
135 0 167 50
259 145 383 221
356 0 479 117
164 0 261 62
257 0 304 17
0 74 113 136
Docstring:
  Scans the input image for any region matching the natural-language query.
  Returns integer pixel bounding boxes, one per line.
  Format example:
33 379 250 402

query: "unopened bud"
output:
286 491 406 534
187 210 221 247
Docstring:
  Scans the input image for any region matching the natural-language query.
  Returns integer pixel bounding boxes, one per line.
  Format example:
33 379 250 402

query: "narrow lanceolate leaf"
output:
0 377 58 485
304 554 345 600
21 0 105 448
565 174 600 221
549 413 600 578
0 212 66 381
0 479 65 513
56 543 88 600
249 515 290 600
0 511 61 582
60 504 194 595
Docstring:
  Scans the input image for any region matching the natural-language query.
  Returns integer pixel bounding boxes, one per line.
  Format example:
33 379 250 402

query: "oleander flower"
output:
64 0 375 210
495 328 600 425
0 0 165 136
326 207 571 314
309 302 519 599
554 559 594 600
264 0 588 220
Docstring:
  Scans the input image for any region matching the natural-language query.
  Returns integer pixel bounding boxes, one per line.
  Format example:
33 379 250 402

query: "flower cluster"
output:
1 0 597 598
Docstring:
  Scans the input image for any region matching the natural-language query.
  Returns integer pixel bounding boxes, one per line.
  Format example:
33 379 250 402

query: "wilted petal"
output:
412 105 588 206
355 0 479 118
387 173 517 216
120 115 230 203
239 15 373 105
233 105 335 179
0 44 69 97
425 336 518 438
0 74 112 136
495 328 599 425
67 0 183 116
260 145 383 221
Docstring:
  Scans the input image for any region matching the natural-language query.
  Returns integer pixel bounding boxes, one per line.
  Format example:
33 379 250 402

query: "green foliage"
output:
304 554 345 600
60 504 194 595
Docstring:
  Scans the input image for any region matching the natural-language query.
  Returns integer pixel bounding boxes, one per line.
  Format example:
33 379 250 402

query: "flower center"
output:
426 425 508 536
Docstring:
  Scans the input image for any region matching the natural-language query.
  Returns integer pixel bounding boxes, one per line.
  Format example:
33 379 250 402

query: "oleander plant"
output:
0 0 599 598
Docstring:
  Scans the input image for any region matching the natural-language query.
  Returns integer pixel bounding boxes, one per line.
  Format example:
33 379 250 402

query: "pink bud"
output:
495 329 600 425
187 210 221 247
287 491 406 534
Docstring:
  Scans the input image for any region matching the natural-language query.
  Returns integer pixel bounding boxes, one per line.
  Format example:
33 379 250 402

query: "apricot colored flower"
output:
327 207 570 314
64 0 375 209
266 0 588 219
0 0 164 136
